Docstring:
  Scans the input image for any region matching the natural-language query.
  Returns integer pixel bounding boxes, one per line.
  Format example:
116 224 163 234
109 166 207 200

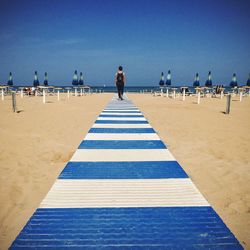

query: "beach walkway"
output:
10 95 243 249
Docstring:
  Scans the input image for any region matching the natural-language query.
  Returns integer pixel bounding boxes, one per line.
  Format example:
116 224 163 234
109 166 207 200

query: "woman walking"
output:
115 66 126 100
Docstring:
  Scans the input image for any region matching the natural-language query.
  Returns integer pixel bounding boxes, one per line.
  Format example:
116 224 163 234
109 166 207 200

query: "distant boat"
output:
230 73 238 88
7 72 13 86
159 72 165 86
33 71 39 87
165 70 171 86
79 72 84 85
193 73 200 87
205 71 212 87
44 72 48 86
72 70 78 86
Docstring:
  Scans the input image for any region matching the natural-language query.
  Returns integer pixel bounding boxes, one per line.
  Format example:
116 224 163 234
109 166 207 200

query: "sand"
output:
0 92 113 249
0 91 249 249
130 93 250 249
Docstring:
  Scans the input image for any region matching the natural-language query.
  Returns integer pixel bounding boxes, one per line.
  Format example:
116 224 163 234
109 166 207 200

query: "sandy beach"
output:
0 92 249 249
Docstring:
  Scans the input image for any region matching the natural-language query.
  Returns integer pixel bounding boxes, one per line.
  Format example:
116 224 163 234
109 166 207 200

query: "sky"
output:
0 0 250 86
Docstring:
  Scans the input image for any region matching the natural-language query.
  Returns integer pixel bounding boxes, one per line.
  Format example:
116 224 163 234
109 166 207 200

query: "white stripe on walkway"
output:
40 179 209 208
84 133 160 140
92 124 152 128
71 149 175 162
103 109 140 112
97 117 146 121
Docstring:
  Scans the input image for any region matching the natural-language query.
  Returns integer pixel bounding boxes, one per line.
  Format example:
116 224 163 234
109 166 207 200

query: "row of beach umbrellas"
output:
159 71 250 87
3 70 85 87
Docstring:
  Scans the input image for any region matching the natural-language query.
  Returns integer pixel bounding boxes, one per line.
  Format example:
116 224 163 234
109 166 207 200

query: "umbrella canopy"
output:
7 72 13 86
193 73 200 87
79 72 84 85
230 73 238 88
44 72 48 86
166 70 171 86
72 70 78 86
159 72 164 86
247 73 250 86
33 71 39 87
205 71 212 87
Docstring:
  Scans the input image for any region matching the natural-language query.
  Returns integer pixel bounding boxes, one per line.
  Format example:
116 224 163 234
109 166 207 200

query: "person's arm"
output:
123 73 126 85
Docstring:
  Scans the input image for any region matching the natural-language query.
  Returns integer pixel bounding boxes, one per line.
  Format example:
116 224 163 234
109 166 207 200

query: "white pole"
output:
182 88 186 101
2 89 4 101
240 91 243 102
43 89 46 103
166 88 169 98
198 91 201 104
35 90 37 97
80 88 83 96
160 88 163 97
220 90 223 99
57 90 60 101
173 89 176 99
21 89 23 98
75 88 77 96
67 90 70 99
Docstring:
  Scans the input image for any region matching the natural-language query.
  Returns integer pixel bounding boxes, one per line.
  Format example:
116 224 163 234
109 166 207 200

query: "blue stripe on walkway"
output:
99 115 144 118
59 161 188 179
89 128 156 133
10 207 243 250
78 140 166 149
95 120 148 124
102 111 141 113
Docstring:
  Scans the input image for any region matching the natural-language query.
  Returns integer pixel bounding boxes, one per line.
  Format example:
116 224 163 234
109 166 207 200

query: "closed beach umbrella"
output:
166 70 171 86
159 72 164 86
79 72 84 85
230 73 238 88
205 71 212 87
247 73 250 86
7 72 13 86
193 73 200 87
44 72 48 86
72 70 78 85
33 71 39 87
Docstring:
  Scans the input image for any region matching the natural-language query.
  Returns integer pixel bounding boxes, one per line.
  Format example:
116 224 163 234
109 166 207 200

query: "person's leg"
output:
121 83 124 99
116 83 121 99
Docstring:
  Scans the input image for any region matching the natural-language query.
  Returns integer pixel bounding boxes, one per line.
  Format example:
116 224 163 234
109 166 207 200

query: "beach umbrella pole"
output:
75 88 77 96
1 89 4 101
239 91 243 102
220 90 224 99
57 90 60 101
226 95 231 114
81 88 83 96
67 90 70 99
197 91 201 104
161 88 163 97
43 89 46 104
173 90 176 99
12 92 16 112
182 89 186 101
166 88 169 98
21 89 24 98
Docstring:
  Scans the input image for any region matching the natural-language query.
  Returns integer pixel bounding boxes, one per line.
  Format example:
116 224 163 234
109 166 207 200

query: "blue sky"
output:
0 0 250 86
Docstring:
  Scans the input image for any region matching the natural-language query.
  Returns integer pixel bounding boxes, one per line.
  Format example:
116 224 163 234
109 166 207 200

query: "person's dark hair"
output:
118 66 123 71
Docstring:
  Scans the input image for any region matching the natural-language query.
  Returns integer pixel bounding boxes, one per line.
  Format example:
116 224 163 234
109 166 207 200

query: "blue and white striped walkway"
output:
10 95 243 249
